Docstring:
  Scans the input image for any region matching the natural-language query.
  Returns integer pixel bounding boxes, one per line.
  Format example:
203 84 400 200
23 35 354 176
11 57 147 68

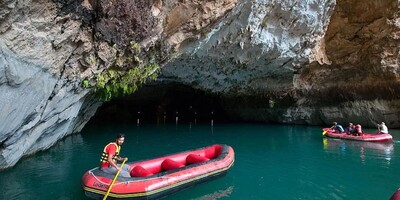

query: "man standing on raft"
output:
100 134 131 177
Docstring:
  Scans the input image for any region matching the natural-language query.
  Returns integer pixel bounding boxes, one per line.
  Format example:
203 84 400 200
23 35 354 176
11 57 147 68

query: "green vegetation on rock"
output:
94 63 159 101
81 79 89 88
87 41 160 101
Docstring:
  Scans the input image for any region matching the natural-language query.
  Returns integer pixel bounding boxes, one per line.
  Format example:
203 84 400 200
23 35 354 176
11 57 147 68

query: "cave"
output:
91 83 232 124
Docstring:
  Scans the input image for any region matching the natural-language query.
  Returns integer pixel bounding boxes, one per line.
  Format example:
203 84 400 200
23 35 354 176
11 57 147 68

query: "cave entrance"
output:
90 83 231 124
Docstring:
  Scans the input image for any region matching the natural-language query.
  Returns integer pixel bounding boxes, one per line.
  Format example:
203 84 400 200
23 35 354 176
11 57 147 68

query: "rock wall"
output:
0 0 102 169
163 0 335 94
294 0 400 127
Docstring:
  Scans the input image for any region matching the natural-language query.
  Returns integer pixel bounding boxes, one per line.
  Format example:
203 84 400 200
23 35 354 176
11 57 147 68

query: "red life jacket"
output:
356 124 362 133
100 142 120 167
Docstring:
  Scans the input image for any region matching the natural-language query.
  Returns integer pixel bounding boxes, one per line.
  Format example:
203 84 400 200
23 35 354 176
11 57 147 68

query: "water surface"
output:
1 123 399 199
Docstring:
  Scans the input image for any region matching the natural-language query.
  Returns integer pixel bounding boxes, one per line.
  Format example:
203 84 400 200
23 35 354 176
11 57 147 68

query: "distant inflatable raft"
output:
322 128 392 142
82 144 234 199
391 188 400 200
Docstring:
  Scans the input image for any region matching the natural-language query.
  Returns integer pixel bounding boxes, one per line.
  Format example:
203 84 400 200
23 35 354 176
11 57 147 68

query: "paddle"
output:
322 130 327 135
103 159 127 200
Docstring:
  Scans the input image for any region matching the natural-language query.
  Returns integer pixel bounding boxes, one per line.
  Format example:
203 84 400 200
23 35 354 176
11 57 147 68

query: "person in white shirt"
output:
377 122 388 134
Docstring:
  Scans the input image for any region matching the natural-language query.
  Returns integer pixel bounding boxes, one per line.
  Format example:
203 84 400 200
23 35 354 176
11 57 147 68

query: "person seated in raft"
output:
99 134 131 177
377 122 388 134
345 123 356 135
353 124 363 136
330 122 345 133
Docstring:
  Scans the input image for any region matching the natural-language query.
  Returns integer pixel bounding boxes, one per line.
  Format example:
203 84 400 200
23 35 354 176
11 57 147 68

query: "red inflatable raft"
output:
322 128 392 142
391 188 400 200
82 144 234 199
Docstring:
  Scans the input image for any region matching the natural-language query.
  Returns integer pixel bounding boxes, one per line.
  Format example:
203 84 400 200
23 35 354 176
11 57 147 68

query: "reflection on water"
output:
322 138 394 165
191 186 233 200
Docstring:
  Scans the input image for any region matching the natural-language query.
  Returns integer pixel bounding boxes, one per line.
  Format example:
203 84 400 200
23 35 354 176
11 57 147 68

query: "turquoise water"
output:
1 122 400 200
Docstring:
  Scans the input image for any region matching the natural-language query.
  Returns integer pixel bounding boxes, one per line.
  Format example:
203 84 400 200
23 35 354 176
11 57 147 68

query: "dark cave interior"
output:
91 83 232 124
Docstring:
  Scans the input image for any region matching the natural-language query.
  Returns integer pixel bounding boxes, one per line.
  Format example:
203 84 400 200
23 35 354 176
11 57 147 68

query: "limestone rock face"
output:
163 0 335 95
294 0 400 127
0 0 101 169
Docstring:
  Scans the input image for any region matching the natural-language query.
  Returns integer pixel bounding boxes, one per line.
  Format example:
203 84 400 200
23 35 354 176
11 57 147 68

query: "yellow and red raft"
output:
82 144 235 199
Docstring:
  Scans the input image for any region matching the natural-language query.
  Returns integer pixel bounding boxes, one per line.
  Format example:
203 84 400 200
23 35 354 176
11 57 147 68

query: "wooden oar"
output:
103 159 127 200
